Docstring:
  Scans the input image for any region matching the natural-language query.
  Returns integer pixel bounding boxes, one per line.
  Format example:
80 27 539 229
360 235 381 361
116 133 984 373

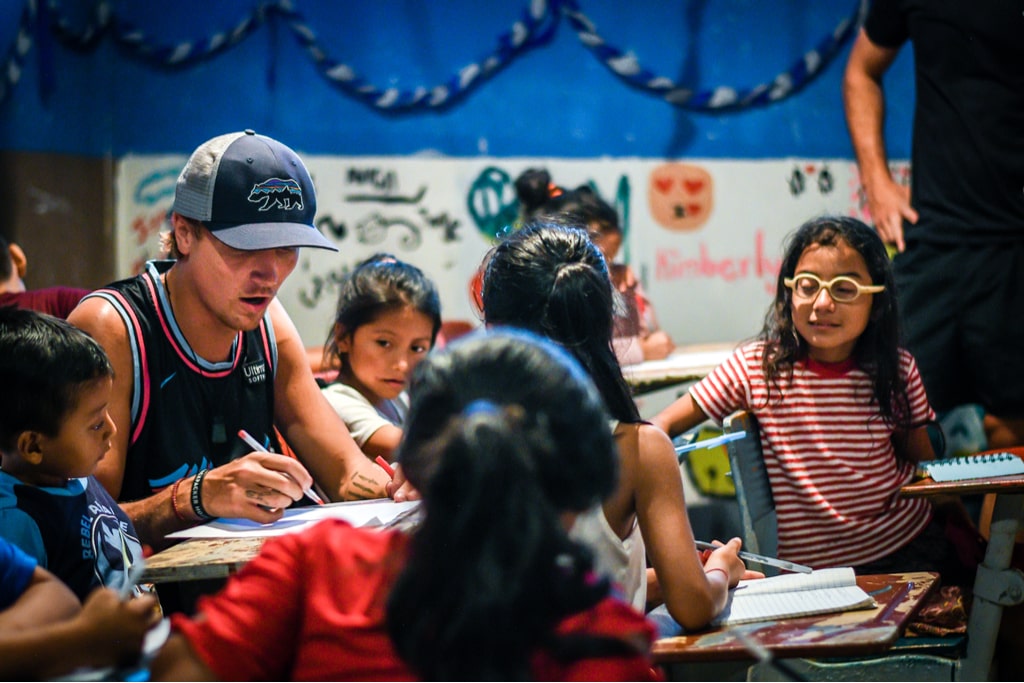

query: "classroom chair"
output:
723 411 779 577
722 410 963 681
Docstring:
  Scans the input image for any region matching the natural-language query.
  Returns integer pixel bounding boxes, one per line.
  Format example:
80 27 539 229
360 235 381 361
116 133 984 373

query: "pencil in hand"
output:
237 429 325 505
375 455 396 479
695 540 813 574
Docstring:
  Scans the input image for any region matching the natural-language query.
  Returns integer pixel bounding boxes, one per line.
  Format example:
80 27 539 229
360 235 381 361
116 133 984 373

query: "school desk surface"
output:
623 342 735 396
651 572 938 664
902 449 1024 681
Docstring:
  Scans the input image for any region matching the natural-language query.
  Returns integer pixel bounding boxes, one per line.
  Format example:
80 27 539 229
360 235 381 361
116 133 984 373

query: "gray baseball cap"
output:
171 130 337 252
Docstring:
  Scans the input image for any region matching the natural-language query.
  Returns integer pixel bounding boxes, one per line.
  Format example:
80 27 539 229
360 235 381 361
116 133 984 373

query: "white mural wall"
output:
116 155 906 349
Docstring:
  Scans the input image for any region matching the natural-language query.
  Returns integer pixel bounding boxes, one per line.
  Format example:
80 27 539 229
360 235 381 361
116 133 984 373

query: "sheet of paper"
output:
729 566 855 595
166 499 421 539
622 346 733 382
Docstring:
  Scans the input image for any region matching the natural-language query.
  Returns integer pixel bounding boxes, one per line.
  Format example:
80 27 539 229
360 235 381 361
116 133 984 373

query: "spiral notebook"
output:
921 452 1024 483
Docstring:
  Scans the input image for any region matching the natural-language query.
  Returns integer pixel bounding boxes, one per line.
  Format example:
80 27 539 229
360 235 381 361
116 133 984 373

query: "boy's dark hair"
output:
322 253 442 371
0 306 113 450
761 215 910 431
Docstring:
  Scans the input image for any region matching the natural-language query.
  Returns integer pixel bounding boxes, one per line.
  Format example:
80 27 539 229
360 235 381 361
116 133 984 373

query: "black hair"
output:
322 253 442 371
0 233 13 282
761 215 910 433
387 329 624 680
481 220 641 423
0 306 113 451
515 168 620 237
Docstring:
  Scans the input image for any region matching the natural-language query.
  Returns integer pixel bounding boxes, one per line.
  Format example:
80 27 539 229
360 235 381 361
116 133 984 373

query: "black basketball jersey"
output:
84 261 280 502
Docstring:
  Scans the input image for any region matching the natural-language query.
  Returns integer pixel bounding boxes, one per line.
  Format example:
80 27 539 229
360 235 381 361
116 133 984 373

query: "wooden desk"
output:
902 453 1024 681
142 501 423 585
652 572 938 665
142 537 267 584
623 342 735 396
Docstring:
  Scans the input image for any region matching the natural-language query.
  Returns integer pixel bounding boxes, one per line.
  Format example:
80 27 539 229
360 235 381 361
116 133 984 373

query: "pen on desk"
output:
375 456 395 479
695 540 813 574
237 429 325 505
119 559 146 601
675 430 746 459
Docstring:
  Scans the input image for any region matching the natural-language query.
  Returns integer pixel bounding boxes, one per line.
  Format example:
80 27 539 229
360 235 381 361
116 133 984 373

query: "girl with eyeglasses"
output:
653 215 973 581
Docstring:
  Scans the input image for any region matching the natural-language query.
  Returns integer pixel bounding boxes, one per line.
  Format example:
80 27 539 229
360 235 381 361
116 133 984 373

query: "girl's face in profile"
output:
337 305 434 405
789 240 876 364
588 222 622 263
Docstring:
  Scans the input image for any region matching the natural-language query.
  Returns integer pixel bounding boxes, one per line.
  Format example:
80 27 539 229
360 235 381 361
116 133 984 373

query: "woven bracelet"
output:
704 567 730 583
190 469 214 521
170 477 188 522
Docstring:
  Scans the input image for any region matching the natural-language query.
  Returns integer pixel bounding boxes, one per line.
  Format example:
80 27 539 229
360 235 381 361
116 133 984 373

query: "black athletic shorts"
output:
893 239 1024 417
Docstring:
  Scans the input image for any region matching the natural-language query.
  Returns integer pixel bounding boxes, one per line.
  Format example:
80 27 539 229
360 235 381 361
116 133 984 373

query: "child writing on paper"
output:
0 306 151 603
652 216 971 582
482 220 754 631
150 330 662 681
1 535 159 679
320 253 441 463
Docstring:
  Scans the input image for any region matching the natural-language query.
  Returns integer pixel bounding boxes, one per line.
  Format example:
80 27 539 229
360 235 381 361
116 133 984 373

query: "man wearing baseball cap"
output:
69 131 394 555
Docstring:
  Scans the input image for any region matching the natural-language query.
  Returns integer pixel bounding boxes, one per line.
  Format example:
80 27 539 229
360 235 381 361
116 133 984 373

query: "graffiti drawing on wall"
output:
125 166 180 274
647 163 713 232
653 229 782 296
295 165 462 311
119 155 868 347
787 162 835 197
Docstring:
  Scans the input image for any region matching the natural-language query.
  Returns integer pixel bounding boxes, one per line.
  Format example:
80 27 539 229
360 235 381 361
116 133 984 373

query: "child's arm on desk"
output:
641 330 675 361
651 392 709 438
1 581 159 679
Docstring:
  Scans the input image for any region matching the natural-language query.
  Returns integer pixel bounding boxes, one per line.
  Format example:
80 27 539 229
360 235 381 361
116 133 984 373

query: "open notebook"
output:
648 567 877 636
711 567 876 627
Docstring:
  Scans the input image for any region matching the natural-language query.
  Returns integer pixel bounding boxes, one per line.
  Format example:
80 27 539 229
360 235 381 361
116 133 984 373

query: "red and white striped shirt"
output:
691 342 934 568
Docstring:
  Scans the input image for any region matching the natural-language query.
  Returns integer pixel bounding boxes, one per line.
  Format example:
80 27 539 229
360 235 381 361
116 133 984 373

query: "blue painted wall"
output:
0 0 913 159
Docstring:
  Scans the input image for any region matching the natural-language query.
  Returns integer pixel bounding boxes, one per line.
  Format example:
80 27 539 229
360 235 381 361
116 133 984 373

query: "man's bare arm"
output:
68 297 312 550
269 299 391 501
843 28 916 251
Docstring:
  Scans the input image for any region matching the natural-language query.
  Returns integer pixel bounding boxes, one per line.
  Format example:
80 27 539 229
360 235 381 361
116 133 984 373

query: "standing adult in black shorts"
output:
843 0 1024 449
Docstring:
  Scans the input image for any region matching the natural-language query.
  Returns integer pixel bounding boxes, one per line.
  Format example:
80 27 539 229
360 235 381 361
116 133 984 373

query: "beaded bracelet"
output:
190 469 214 521
170 477 188 522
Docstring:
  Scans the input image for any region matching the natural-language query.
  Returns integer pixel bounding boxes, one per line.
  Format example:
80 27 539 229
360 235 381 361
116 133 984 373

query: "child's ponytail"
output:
387 401 607 680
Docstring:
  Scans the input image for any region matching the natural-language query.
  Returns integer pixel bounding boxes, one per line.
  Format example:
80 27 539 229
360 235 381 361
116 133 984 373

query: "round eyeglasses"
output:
783 273 885 303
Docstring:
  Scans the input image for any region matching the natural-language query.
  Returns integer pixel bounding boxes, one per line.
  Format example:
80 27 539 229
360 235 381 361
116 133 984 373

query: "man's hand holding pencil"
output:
177 431 323 524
